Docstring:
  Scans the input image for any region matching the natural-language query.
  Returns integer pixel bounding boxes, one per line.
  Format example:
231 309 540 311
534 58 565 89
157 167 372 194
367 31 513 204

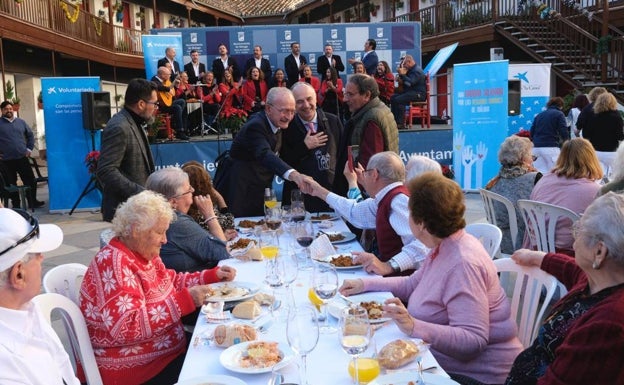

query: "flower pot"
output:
37 101 43 110
12 104 20 112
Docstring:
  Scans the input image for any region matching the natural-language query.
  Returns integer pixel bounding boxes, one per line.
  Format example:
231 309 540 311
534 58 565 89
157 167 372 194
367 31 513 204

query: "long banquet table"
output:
178 217 449 384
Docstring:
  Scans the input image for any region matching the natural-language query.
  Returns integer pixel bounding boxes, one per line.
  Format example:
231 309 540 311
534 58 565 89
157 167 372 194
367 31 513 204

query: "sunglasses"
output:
0 209 40 257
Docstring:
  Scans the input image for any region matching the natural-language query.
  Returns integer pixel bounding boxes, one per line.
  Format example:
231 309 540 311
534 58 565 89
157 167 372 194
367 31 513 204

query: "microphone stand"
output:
212 86 236 154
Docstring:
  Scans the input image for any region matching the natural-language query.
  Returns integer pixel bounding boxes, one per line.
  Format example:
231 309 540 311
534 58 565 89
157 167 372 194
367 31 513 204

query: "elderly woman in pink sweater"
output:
341 172 523 385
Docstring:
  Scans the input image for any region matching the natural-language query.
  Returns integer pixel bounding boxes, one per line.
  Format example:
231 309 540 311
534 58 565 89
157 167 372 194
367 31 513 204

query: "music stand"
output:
69 127 101 215
191 83 218 136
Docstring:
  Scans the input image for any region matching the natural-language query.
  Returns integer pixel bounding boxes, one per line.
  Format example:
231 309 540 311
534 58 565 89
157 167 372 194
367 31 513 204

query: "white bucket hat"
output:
0 208 63 272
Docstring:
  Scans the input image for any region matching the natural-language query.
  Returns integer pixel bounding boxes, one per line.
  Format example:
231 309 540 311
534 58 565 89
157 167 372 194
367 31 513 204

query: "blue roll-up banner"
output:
148 22 422 85
452 61 509 191
41 77 102 212
508 63 552 134
142 34 184 80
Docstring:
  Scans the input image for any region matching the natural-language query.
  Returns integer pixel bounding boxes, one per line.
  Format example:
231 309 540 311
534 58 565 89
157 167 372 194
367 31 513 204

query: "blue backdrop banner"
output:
41 77 102 212
142 34 184 80
452 61 509 191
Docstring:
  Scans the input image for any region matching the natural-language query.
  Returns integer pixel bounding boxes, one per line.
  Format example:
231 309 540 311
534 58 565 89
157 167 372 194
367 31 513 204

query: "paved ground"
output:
23 159 487 279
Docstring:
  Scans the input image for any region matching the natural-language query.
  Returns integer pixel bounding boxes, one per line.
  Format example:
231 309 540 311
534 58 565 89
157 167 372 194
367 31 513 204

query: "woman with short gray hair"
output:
146 167 230 272
506 192 624 384
485 135 541 254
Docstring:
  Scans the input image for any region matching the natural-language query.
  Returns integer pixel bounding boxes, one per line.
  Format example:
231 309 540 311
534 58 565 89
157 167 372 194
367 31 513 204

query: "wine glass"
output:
258 230 282 287
265 206 282 231
264 187 278 214
340 305 372 385
294 220 315 270
286 305 319 385
312 263 339 333
290 189 306 223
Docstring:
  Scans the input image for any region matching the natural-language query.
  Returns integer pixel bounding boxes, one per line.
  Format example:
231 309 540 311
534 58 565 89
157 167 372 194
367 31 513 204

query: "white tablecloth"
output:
178 218 448 384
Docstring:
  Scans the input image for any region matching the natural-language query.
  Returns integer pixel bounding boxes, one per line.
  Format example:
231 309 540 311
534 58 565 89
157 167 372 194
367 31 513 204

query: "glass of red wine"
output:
294 220 315 270
265 206 282 231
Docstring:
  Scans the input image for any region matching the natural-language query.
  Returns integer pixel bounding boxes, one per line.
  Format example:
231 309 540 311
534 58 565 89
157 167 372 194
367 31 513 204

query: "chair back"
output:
406 73 431 129
479 189 520 253
32 293 103 385
465 223 502 259
493 258 559 348
517 199 580 253
43 263 88 305
99 228 115 248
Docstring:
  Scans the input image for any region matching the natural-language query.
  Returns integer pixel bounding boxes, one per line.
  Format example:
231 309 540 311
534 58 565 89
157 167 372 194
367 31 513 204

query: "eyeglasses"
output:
532 155 538 161
363 168 377 175
171 186 194 199
143 100 159 108
0 209 40 257
267 104 295 116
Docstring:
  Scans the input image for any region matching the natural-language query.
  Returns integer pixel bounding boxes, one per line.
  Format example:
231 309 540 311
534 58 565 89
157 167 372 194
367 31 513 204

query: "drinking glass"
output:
340 305 372 385
265 206 282 231
270 362 301 385
290 189 306 223
294 220 315 270
312 263 339 333
264 187 278 213
347 336 380 384
259 230 282 287
286 306 319 385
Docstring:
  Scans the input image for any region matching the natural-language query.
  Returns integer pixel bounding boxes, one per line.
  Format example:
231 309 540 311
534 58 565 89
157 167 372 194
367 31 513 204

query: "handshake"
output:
289 172 328 200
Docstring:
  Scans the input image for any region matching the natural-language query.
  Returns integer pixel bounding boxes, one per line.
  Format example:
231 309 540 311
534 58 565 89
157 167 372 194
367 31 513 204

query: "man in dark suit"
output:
183 49 206 85
215 87 309 217
317 43 345 77
157 46 181 75
244 45 272 81
284 42 307 87
212 43 241 83
280 82 345 212
96 78 157 222
348 39 378 75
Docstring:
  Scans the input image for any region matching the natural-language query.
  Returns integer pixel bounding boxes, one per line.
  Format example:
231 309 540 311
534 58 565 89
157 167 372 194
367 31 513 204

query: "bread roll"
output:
377 339 420 369
253 292 275 306
232 301 261 319
213 323 257 347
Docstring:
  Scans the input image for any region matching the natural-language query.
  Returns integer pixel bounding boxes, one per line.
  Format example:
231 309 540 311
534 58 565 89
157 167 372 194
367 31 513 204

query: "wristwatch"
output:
388 259 401 274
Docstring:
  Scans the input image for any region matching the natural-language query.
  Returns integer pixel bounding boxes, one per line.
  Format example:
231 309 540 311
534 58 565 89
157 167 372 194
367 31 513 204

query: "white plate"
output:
309 212 339 222
175 374 247 385
205 282 260 302
313 253 363 270
327 292 393 324
369 372 459 385
319 231 357 244
219 341 295 374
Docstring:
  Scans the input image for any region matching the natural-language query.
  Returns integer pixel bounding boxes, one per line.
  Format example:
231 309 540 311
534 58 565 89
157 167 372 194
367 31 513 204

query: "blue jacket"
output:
530 106 569 147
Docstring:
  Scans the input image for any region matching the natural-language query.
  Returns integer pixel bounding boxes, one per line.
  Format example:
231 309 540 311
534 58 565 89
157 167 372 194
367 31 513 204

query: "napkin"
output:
309 234 335 261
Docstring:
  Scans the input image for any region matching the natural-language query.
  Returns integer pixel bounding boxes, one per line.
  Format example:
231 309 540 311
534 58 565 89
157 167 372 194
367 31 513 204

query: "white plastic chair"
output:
516 199 580 253
493 258 559 348
32 293 103 385
43 263 87 305
99 228 115 248
479 188 520 256
465 223 502 259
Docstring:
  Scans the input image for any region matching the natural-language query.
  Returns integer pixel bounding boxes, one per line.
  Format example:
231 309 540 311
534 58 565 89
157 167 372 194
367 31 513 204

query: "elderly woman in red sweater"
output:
79 190 236 385
505 192 624 385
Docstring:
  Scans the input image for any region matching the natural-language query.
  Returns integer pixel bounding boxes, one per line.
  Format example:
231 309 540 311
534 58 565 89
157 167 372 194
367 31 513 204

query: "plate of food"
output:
219 341 295 374
369 372 458 385
313 253 362 270
236 219 265 233
175 375 247 385
309 212 339 222
317 231 357 244
327 292 393 324
205 282 260 302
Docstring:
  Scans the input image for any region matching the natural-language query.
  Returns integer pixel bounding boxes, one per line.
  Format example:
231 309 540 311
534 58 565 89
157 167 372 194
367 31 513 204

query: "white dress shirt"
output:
326 182 429 270
0 302 80 385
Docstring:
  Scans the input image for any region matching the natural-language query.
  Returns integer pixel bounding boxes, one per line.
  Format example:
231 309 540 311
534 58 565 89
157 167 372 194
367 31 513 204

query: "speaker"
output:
508 80 521 116
81 91 111 130
490 47 504 61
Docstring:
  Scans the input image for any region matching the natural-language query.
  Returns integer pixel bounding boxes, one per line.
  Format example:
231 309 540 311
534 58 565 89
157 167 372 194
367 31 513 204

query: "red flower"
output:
515 130 532 139
85 150 100 175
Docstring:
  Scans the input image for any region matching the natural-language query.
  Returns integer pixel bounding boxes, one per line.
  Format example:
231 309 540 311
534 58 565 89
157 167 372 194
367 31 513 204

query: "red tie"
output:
307 122 316 133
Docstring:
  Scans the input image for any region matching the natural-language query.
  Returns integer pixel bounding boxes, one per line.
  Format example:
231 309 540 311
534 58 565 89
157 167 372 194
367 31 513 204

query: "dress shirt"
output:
0 302 80 385
326 182 428 270
221 57 229 70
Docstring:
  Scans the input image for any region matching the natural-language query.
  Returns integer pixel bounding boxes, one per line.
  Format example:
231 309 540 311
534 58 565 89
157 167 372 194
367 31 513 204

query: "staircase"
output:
495 13 624 102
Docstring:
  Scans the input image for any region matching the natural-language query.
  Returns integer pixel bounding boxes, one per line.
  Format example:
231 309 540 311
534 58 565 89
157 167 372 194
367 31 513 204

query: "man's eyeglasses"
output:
0 209 40 257
267 104 295 116
143 100 159 108
363 168 377 175
171 186 194 199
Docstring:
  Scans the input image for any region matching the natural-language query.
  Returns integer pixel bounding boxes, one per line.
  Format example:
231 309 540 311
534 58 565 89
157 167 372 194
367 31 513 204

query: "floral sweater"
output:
79 237 220 385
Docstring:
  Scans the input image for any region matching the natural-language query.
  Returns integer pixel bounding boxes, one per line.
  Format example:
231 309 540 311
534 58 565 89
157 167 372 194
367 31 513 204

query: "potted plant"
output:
37 91 43 109
4 80 20 111
147 115 164 143
218 106 247 136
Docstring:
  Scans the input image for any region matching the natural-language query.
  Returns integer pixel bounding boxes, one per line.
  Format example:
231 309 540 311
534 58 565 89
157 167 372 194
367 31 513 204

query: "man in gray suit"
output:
96 79 157 221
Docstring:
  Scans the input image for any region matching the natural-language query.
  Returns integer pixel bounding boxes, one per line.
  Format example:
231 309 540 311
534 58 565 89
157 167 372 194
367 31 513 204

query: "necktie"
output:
307 122 316 134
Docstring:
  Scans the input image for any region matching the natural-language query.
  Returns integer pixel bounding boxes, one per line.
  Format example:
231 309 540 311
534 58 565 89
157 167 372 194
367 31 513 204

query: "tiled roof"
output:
192 0 314 18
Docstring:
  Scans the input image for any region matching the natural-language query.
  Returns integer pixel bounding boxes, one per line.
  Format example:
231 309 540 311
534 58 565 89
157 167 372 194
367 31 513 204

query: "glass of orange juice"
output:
347 336 380 384
259 230 282 287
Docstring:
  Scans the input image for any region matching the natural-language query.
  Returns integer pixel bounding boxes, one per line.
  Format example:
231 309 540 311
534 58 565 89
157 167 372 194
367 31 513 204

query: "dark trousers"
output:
1 157 37 208
160 99 187 133
390 90 424 126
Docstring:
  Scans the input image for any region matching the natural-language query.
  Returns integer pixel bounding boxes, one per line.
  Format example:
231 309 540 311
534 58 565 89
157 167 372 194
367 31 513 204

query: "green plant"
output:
114 94 123 103
596 35 612 55
4 80 20 104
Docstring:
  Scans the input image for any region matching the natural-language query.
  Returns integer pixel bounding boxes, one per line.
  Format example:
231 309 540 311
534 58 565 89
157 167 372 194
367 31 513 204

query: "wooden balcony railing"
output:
0 0 143 55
